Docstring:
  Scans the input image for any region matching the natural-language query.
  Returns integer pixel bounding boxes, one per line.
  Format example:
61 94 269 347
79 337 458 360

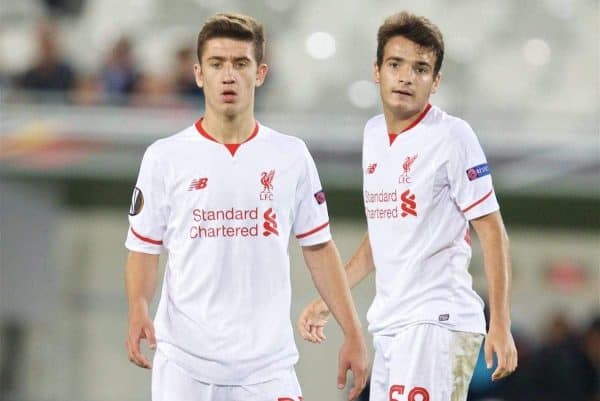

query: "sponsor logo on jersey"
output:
260 169 275 200
438 313 450 321
263 207 279 236
399 154 418 183
367 163 378 174
466 163 490 181
188 177 209 191
314 189 326 205
189 207 281 239
129 187 144 216
400 189 417 217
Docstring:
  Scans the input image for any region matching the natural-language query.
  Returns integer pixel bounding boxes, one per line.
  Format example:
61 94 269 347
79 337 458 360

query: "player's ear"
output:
431 72 442 94
255 63 269 87
373 62 380 84
193 63 203 88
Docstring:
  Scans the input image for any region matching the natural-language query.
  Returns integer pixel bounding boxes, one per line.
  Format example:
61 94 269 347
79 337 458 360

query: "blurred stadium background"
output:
0 0 598 400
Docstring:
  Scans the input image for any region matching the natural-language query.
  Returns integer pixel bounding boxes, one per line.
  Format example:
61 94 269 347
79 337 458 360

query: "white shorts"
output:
152 350 303 401
370 324 483 401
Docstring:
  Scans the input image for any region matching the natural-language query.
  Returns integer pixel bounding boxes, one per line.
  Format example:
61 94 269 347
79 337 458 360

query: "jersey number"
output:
389 385 430 401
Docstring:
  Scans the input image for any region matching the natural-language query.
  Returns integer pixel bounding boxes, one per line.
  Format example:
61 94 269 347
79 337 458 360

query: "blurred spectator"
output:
580 316 600 401
100 37 138 101
496 313 598 401
16 21 75 93
42 0 85 16
173 46 204 104
71 74 104 105
130 73 181 108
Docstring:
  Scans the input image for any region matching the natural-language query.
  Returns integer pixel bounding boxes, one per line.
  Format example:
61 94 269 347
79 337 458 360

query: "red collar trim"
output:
388 103 432 145
194 117 259 156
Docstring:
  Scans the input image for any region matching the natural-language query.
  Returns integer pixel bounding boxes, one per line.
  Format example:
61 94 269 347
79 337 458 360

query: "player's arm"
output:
470 211 518 381
302 239 369 400
125 250 159 369
297 233 374 343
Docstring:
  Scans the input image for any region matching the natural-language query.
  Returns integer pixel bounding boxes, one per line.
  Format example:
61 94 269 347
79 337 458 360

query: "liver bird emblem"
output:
402 154 418 175
261 170 275 192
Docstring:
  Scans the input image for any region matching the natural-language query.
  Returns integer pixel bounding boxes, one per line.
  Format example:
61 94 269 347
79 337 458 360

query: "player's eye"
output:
235 60 249 68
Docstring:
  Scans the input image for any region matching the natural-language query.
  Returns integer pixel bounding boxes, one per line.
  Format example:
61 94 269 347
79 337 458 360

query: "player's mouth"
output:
392 89 413 97
221 90 237 102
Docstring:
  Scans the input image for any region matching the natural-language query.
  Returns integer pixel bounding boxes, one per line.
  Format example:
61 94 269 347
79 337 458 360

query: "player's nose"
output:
397 64 414 84
222 63 236 83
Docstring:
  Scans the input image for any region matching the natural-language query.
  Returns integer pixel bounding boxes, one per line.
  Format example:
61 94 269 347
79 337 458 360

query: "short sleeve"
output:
447 120 499 220
125 146 168 254
292 143 332 246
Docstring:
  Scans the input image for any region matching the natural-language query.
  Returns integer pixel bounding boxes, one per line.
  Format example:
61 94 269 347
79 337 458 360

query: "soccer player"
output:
124 13 368 401
298 11 518 400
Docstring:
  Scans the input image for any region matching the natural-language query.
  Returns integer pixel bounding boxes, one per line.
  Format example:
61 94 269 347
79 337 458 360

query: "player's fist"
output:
126 310 157 369
297 298 330 343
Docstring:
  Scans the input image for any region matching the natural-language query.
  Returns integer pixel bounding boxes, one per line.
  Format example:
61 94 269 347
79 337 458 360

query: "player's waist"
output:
156 341 298 385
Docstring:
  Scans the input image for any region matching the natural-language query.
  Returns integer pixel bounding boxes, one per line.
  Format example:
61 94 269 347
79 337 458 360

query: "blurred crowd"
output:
4 21 205 108
467 313 599 401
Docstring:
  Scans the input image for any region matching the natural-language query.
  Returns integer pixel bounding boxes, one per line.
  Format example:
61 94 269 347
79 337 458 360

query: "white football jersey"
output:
125 119 331 385
363 104 499 336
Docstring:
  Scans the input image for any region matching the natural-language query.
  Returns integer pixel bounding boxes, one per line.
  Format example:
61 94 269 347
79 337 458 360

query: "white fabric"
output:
125 121 331 385
363 105 499 336
152 349 303 401
369 324 483 401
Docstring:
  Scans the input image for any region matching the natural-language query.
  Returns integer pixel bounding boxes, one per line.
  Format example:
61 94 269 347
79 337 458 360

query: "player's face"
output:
194 38 268 118
374 35 441 121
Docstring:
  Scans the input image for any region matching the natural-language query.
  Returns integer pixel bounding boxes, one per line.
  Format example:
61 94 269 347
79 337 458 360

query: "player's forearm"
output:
125 251 160 315
472 212 512 327
303 241 363 337
345 233 375 288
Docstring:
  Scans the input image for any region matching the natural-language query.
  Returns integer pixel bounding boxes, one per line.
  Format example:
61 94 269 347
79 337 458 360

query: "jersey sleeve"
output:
447 120 499 221
292 143 332 246
125 145 168 254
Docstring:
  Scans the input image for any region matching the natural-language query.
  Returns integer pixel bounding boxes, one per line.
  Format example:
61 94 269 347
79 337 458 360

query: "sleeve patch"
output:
314 189 326 205
466 163 490 181
129 187 144 216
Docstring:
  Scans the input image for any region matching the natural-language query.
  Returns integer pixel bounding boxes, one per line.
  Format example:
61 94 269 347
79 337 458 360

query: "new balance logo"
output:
367 163 378 174
263 207 279 236
188 177 208 191
400 189 417 217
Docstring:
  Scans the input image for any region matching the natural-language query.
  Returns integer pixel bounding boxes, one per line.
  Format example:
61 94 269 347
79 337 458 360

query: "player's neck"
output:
384 104 430 134
202 110 256 144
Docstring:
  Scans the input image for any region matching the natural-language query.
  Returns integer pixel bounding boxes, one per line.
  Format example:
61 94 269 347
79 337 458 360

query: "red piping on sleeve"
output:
462 189 494 213
296 221 330 239
130 227 163 245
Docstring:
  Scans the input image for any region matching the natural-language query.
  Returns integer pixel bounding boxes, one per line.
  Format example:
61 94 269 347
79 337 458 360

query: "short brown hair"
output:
196 13 265 64
377 11 444 75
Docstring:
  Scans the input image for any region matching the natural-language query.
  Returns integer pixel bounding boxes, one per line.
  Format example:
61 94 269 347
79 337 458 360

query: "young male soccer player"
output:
124 13 368 401
298 11 517 400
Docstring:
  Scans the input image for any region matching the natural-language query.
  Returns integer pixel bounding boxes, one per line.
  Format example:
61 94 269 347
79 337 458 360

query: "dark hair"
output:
197 13 265 64
377 11 444 75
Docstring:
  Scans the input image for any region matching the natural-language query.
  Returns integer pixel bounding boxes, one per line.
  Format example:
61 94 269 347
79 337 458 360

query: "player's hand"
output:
337 331 369 400
297 298 330 343
126 310 157 369
485 322 518 381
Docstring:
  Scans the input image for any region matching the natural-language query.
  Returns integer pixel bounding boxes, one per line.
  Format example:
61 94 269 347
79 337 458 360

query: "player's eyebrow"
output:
415 60 432 68
206 56 252 62
384 56 404 63
385 56 433 69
